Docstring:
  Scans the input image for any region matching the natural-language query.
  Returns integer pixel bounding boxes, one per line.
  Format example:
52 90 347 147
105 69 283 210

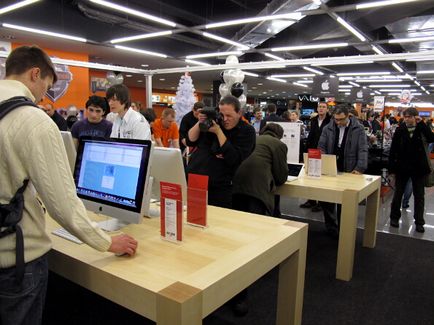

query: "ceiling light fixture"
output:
296 80 314 84
202 32 250 50
0 0 40 15
339 85 353 88
335 16 366 42
355 79 402 82
293 82 309 88
391 62 404 73
185 59 210 66
349 81 360 87
89 0 177 27
114 45 168 58
303 66 324 75
110 31 173 44
415 81 421 86
186 51 242 59
271 42 348 52
371 45 384 55
264 53 285 61
267 77 287 83
374 91 381 95
271 73 315 78
421 86 426 91
2 23 86 42
312 61 373 66
243 71 260 77
426 91 430 95
379 89 417 92
337 71 391 76
370 84 411 88
389 35 434 44
356 0 422 10
205 12 302 29
417 70 434 74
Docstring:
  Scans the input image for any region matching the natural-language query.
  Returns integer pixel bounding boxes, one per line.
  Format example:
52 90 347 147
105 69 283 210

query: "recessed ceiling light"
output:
257 83 263 85
125 74 132 77
137 80 143 83
141 64 149 67
159 78 165 81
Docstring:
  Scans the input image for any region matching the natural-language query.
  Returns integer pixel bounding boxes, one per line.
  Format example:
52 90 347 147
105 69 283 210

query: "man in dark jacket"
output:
186 95 256 208
317 103 368 237
179 101 203 153
388 107 434 233
300 101 331 211
260 103 284 131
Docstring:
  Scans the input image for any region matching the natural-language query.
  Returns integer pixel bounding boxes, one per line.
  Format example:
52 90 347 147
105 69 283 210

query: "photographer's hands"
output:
209 121 227 147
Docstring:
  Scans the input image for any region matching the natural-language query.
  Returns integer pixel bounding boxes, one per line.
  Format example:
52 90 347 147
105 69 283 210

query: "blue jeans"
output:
0 253 48 325
402 179 412 208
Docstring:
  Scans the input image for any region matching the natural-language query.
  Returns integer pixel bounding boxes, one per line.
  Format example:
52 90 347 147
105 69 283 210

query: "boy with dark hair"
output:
106 84 150 140
71 95 112 147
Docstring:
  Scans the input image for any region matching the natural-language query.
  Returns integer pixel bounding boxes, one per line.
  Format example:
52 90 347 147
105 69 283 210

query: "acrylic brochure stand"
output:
187 173 209 228
160 182 183 243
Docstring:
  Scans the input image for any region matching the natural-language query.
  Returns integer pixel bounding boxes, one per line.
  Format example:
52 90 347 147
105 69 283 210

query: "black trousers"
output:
232 194 270 216
390 173 426 225
208 185 232 209
320 202 342 231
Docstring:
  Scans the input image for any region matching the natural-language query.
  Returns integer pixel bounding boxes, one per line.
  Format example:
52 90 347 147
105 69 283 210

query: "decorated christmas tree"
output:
173 72 196 125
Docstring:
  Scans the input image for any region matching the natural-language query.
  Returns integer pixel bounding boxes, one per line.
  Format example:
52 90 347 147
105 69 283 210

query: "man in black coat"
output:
388 107 434 233
260 103 284 131
179 101 203 153
300 101 331 212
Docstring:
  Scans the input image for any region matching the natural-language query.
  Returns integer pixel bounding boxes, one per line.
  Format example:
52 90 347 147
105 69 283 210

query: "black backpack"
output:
0 96 38 283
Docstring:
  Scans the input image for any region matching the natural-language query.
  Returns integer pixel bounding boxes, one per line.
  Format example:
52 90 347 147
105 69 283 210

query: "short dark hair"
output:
403 107 419 117
86 95 109 114
267 103 277 113
142 108 156 123
6 45 57 83
260 122 284 139
219 95 241 112
106 84 130 109
333 103 350 116
193 102 204 111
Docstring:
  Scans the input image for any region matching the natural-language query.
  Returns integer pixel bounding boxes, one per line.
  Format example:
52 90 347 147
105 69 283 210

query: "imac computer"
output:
74 137 153 230
60 131 77 174
148 147 187 215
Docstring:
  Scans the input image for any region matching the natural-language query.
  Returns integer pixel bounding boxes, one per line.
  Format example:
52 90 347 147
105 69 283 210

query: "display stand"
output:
187 173 208 228
160 182 183 243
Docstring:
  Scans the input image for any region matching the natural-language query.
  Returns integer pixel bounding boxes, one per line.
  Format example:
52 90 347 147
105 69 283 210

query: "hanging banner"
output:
350 87 370 103
373 96 385 112
312 75 339 97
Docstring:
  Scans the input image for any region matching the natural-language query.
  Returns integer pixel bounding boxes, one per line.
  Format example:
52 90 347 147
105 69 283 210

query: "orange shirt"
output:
152 118 179 147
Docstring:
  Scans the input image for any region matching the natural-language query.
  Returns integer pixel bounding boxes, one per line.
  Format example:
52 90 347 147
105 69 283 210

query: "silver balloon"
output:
114 73 124 85
232 69 245 84
106 71 116 85
225 55 239 65
238 94 247 108
219 83 230 97
223 69 236 86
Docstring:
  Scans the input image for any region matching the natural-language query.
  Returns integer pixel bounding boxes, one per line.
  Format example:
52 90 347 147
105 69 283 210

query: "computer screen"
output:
301 108 315 116
60 131 77 175
74 137 153 229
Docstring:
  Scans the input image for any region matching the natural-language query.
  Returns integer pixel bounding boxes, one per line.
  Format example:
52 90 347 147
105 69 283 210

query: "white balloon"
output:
225 55 239 65
232 69 244 84
114 73 124 85
238 94 247 108
106 71 116 85
219 83 230 97
223 69 236 86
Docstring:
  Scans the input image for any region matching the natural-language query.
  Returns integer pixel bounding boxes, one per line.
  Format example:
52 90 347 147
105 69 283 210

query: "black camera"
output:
199 108 222 132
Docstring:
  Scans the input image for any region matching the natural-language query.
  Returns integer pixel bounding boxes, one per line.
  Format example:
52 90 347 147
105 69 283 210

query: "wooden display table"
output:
277 173 381 281
46 206 308 325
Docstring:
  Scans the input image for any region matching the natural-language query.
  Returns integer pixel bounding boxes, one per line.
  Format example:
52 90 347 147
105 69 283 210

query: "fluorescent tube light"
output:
0 0 40 15
264 53 285 61
338 89 351 92
271 73 315 78
372 45 384 55
89 0 177 27
267 77 287 83
336 17 366 42
244 71 260 77
417 70 434 74
430 84 434 87
370 84 411 88
337 71 391 76
374 91 381 94
205 12 302 29
271 42 348 52
2 23 86 42
349 81 360 87
415 81 421 86
186 51 242 59
356 0 422 10
303 66 324 75
356 79 402 82
426 91 430 95
296 80 313 84
293 82 308 88
202 32 250 50
389 35 434 44
114 45 167 58
312 61 373 66
379 89 417 92
421 86 426 91
185 59 210 66
339 85 353 88
110 31 172 44
391 62 404 73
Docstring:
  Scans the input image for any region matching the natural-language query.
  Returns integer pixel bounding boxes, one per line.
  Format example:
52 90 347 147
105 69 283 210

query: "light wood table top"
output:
277 173 381 281
47 205 308 325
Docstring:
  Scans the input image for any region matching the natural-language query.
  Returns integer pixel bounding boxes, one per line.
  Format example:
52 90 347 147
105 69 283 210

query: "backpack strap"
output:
0 96 38 121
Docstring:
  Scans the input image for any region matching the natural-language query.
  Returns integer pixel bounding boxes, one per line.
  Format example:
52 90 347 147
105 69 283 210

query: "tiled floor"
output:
280 182 434 242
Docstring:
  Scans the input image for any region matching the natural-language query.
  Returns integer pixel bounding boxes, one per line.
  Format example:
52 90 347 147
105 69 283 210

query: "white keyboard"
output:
52 228 83 244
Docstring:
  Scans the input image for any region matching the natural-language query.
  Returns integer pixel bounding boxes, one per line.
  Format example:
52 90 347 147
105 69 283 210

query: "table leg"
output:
336 190 359 281
276 226 307 325
157 282 202 325
363 187 380 248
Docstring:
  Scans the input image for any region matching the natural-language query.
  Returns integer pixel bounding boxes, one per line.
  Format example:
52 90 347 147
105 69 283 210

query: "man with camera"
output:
186 95 256 208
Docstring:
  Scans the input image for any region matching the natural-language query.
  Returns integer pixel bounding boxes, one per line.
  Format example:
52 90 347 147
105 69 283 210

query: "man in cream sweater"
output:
0 46 138 325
